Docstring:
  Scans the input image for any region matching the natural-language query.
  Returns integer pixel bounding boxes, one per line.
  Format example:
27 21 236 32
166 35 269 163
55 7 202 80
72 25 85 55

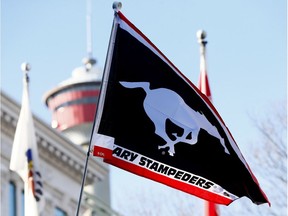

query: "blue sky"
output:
2 0 286 215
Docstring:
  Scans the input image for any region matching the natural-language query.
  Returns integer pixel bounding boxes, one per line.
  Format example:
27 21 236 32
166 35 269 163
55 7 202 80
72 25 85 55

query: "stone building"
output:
1 61 120 216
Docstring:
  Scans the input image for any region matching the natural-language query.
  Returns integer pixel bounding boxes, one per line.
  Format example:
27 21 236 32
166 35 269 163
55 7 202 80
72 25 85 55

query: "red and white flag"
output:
197 36 219 216
91 11 270 206
198 48 212 101
10 74 43 216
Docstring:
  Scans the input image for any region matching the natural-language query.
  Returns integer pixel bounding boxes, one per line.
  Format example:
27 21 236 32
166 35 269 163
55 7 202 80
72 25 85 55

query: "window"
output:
9 181 17 216
21 190 24 216
55 207 67 216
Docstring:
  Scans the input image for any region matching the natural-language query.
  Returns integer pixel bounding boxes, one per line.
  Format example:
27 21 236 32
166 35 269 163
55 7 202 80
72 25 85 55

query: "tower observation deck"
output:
43 59 103 147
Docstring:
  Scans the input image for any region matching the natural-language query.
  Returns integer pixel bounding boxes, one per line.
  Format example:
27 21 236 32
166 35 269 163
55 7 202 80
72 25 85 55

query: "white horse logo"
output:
120 81 229 156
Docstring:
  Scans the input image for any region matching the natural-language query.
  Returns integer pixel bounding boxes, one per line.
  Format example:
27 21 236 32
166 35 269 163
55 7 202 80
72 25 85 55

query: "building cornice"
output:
1 91 109 184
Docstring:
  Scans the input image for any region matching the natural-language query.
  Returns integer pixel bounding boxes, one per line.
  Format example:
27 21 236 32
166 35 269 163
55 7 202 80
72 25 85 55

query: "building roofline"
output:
1 90 109 183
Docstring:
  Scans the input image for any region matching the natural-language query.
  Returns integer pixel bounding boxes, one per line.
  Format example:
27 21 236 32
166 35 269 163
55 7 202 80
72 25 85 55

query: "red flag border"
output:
115 12 270 204
94 144 236 205
91 11 270 206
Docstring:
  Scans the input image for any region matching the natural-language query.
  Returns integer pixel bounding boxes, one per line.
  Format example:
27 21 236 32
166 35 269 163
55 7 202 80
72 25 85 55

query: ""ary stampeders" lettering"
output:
113 146 214 190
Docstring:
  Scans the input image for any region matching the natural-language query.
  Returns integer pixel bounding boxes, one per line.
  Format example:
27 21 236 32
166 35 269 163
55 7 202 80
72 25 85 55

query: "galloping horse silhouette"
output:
120 81 229 156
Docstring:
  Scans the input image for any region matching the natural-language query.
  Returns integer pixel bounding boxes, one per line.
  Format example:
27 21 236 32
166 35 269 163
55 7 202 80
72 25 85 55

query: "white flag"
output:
10 75 43 216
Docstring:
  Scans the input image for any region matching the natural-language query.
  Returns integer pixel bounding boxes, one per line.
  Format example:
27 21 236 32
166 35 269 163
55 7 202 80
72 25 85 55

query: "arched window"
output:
9 181 17 216
55 207 67 216
21 189 24 216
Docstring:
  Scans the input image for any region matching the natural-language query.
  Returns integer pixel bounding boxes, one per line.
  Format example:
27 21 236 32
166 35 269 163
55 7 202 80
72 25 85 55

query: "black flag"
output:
91 11 269 206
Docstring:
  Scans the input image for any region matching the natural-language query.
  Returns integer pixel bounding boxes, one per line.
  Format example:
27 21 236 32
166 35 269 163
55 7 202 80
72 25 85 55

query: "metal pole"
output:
86 0 93 59
197 30 212 101
75 3 122 215
75 151 91 216
75 0 94 213
21 62 31 85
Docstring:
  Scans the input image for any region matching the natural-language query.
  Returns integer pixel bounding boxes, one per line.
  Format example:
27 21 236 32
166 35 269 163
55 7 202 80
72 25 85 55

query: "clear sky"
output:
2 0 286 215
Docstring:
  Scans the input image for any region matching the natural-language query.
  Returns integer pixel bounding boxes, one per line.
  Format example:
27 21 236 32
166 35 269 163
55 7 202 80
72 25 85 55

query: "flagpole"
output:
197 30 207 52
74 0 95 213
197 30 219 216
197 30 207 77
75 3 122 216
12 62 44 215
197 30 212 101
21 62 31 86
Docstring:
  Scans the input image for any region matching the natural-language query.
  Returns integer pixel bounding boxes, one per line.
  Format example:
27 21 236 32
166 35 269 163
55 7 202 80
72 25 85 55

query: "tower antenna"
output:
83 0 96 70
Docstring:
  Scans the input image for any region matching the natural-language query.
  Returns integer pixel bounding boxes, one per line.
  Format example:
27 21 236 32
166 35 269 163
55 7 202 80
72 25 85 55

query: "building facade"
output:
1 91 119 216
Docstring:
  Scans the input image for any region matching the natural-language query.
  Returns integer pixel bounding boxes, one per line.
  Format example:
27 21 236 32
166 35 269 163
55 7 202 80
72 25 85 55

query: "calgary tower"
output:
43 0 102 148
